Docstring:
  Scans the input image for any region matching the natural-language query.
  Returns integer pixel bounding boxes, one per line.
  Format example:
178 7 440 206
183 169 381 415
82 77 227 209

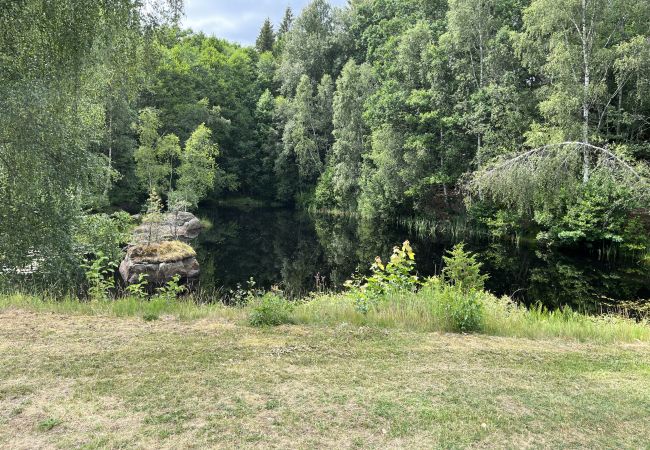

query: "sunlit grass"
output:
0 292 244 322
2 284 648 343
293 285 650 343
2 308 649 448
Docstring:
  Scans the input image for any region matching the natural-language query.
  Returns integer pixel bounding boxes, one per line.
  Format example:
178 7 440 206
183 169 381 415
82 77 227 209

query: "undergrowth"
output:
2 241 649 343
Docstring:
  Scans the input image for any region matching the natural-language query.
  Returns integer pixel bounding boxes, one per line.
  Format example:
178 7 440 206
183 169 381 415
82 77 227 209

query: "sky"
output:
182 0 348 46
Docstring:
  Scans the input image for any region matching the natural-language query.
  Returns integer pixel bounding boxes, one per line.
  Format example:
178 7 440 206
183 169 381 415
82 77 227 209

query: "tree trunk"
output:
104 113 113 197
581 0 590 183
616 86 623 137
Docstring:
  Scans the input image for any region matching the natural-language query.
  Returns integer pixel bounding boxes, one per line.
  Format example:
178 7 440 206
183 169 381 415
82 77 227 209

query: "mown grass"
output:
0 309 649 448
0 293 242 322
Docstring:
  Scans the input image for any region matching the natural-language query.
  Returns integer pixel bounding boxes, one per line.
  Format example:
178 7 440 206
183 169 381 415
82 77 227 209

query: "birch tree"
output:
517 0 650 182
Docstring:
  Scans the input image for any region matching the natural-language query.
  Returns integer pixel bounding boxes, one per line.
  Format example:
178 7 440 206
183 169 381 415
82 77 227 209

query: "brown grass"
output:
1 309 649 448
128 241 196 263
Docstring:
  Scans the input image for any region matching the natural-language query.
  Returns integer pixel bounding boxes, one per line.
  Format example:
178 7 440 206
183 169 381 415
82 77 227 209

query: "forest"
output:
2 0 649 291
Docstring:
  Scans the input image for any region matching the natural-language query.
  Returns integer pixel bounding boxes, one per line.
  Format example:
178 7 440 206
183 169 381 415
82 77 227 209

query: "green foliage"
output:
484 210 520 239
142 190 165 245
142 311 160 322
134 108 179 194
443 285 484 333
278 7 294 36
256 18 276 53
621 219 650 252
517 0 650 144
442 243 489 293
0 0 164 286
126 274 149 300
325 60 375 210
346 241 419 313
172 123 220 210
148 30 254 194
554 173 639 245
75 212 133 265
82 252 117 301
227 277 264 305
358 125 407 219
248 293 295 327
154 275 186 301
276 0 344 95
4 0 650 297
314 165 338 210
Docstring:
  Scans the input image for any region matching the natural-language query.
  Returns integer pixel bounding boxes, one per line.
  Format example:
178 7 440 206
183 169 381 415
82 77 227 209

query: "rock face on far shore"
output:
119 241 200 286
133 211 203 244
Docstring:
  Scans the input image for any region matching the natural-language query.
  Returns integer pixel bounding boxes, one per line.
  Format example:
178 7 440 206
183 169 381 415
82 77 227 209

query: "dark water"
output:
194 207 650 312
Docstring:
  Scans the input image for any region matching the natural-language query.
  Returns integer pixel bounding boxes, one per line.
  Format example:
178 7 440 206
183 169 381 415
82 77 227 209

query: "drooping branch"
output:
473 141 645 182
467 141 650 213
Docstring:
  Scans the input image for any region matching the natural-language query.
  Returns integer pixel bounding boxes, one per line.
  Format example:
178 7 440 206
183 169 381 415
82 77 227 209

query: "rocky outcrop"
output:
119 241 200 286
133 212 203 244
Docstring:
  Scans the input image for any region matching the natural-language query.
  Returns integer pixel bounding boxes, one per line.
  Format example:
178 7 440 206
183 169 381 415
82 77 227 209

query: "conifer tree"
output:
256 18 275 53
278 7 294 36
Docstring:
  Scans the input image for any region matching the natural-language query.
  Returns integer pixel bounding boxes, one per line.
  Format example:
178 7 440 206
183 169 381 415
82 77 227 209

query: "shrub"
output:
249 293 295 327
126 274 149 299
82 252 117 300
154 275 186 301
345 240 419 313
75 211 133 264
227 277 265 305
142 312 159 322
444 286 484 333
442 243 488 293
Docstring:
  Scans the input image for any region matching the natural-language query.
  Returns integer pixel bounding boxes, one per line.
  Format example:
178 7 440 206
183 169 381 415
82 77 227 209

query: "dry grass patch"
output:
128 241 196 263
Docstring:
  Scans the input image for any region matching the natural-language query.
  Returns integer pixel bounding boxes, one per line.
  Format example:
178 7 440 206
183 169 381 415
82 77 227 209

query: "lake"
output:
194 206 650 313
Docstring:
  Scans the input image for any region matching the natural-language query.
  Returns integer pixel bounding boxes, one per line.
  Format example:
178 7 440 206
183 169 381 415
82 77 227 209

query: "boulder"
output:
133 212 203 244
119 241 200 286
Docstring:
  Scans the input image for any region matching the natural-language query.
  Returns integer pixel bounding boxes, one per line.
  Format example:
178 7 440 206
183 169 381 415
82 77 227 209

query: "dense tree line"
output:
75 0 650 246
1 0 649 288
247 0 649 248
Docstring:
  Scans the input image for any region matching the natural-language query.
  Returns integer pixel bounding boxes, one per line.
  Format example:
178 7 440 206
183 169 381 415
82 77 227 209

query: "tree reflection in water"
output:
194 207 650 312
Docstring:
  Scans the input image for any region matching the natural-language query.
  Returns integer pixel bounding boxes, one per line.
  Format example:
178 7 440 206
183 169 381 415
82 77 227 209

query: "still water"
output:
194 207 650 312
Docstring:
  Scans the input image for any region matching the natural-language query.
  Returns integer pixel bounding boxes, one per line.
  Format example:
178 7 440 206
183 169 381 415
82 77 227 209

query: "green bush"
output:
75 211 133 264
82 252 117 301
443 286 484 333
442 243 488 293
249 293 295 327
154 275 186 301
345 241 419 313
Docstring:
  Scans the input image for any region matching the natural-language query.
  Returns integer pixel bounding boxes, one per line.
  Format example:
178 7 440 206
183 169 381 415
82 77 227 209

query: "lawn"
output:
1 309 649 448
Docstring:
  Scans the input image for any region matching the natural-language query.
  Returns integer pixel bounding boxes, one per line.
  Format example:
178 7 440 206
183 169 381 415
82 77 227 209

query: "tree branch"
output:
473 141 646 182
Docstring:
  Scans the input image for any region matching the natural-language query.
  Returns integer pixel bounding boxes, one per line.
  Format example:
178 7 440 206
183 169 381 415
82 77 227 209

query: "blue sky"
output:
182 0 348 46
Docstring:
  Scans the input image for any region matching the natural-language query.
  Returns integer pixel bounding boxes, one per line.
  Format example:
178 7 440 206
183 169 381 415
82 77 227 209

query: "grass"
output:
0 307 649 448
293 286 650 343
1 284 649 343
129 241 196 263
0 293 240 322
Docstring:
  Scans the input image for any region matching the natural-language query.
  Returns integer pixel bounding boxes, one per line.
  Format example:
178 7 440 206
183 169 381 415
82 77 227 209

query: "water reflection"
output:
195 207 650 312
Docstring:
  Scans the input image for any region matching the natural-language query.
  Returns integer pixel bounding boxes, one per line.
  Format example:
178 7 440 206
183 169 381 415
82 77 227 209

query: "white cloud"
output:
181 0 348 45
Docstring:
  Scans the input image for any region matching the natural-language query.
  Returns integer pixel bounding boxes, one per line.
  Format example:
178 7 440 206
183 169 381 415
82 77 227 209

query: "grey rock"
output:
119 246 200 286
132 212 203 244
